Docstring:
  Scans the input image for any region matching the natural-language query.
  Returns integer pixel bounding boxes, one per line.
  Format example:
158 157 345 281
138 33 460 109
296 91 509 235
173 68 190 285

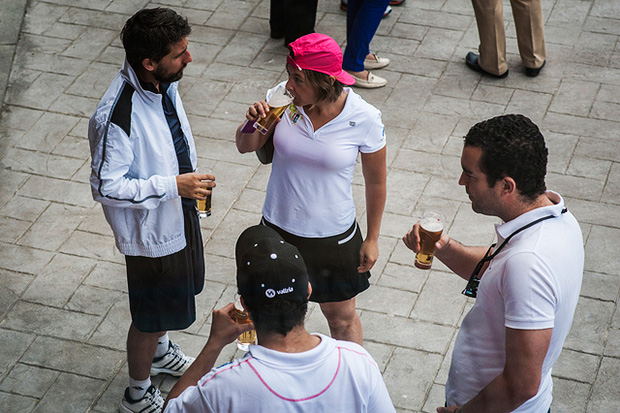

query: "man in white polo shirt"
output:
164 225 395 412
403 114 584 412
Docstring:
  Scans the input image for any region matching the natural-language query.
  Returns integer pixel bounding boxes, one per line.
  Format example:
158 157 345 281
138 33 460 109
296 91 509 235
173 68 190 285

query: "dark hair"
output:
243 298 308 336
464 114 547 201
120 8 191 70
302 68 344 103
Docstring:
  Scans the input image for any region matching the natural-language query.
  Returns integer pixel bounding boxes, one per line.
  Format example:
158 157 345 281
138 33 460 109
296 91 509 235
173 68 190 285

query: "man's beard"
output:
153 65 185 84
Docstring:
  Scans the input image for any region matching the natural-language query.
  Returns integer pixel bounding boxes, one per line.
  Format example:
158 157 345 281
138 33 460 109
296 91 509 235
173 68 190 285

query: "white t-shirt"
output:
446 192 584 412
164 334 395 413
262 82 386 237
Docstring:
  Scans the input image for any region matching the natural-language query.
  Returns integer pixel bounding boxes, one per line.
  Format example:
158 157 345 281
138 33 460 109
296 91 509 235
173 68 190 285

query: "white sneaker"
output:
150 341 194 377
364 54 390 70
119 385 164 413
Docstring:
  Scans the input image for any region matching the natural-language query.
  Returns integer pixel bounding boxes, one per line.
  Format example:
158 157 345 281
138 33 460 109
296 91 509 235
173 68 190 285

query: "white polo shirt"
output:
446 192 584 412
262 82 386 238
164 334 395 413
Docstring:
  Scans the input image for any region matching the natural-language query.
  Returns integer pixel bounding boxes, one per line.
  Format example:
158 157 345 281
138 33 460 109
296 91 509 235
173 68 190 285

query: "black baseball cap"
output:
235 225 309 306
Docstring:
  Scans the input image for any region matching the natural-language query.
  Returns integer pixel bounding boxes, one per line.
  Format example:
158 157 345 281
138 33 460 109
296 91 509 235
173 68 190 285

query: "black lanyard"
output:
462 207 567 298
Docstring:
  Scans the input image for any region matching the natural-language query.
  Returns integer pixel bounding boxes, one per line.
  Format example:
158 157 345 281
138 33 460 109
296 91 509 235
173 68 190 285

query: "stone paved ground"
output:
1 0 619 412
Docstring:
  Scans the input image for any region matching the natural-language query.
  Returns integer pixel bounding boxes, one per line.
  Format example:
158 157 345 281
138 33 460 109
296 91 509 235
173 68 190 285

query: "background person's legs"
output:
472 0 508 75
511 0 546 69
127 323 163 381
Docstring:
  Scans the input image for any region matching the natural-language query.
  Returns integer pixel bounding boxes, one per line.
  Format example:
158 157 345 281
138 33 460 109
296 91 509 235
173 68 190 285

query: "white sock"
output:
154 333 169 358
128 377 151 401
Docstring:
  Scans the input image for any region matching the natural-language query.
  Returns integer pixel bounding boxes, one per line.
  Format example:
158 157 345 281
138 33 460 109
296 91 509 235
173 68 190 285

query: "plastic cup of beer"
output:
415 211 445 270
196 168 212 218
253 84 293 135
232 295 256 352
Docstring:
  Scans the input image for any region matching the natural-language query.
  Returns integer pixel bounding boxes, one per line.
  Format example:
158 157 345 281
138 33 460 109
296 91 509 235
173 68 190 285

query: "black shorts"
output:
262 218 370 303
125 205 205 333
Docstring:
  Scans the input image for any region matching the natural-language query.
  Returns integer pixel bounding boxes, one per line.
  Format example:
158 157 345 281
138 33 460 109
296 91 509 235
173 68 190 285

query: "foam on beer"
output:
268 85 293 107
420 217 443 232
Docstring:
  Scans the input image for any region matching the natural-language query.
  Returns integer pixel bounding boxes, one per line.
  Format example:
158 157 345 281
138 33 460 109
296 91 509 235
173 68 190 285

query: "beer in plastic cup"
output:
232 296 256 352
253 84 293 135
415 211 445 270
196 168 212 218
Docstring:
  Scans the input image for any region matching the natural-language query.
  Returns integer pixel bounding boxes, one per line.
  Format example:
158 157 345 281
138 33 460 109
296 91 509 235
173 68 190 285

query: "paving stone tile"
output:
0 196 48 222
2 301 100 341
422 383 446 412
549 79 599 117
0 329 34 378
22 253 94 307
66 284 122 316
0 242 54 275
580 271 620 302
59 7 127 31
357 284 416 317
183 79 232 118
554 348 600 383
550 377 589 412
0 364 59 398
604 328 620 357
0 217 29 243
424 94 505 119
34 372 104 412
87 298 129 350
0 392 37 412
471 83 514 105
574 136 620 162
15 112 79 153
546 172 604 202
21 335 123 380
22 2 68 36
82 260 127 293
382 347 443 410
584 225 620 276
7 72 74 110
1 147 83 182
205 208 263 258
410 273 468 326
601 162 620 205
378 261 428 294
591 100 620 122
588 356 620 412
506 89 553 125
383 169 427 216
399 9 471 31
547 0 591 26
591 0 620 19
363 340 395 373
401 112 459 153
564 297 615 354
18 203 90 251
60 229 124 263
233 188 266 214
545 131 579 174
362 311 453 353
415 28 462 61
566 155 612 180
62 26 117 60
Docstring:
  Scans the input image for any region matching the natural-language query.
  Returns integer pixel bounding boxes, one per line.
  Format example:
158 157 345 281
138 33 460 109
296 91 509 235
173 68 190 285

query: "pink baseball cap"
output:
287 33 355 86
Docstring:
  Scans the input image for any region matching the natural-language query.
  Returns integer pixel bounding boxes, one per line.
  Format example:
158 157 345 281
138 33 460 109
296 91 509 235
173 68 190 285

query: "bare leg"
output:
319 297 363 345
127 323 165 380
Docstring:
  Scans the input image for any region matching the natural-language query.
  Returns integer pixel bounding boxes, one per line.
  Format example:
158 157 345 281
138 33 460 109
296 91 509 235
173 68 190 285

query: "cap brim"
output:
336 70 356 86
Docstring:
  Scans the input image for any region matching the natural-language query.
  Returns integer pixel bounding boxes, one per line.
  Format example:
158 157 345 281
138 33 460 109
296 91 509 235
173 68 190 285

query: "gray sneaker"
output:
150 341 195 377
119 385 163 413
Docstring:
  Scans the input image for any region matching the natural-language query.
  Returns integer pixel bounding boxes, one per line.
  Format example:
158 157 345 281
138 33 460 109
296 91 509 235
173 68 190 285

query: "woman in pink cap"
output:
235 33 386 346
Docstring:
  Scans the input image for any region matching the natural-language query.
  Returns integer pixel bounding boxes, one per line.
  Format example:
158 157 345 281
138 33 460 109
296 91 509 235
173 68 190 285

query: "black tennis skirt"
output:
262 218 370 303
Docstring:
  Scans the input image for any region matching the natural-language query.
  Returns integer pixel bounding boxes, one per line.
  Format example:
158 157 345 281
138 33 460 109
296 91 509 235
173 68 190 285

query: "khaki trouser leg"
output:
472 0 507 75
511 0 546 69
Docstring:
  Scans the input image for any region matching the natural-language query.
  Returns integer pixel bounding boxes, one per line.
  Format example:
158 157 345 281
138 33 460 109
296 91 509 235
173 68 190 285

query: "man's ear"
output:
307 282 312 300
141 57 157 73
502 176 517 195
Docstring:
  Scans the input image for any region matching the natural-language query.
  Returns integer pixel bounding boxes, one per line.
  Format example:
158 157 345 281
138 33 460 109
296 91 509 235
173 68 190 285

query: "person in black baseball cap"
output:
164 225 395 412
